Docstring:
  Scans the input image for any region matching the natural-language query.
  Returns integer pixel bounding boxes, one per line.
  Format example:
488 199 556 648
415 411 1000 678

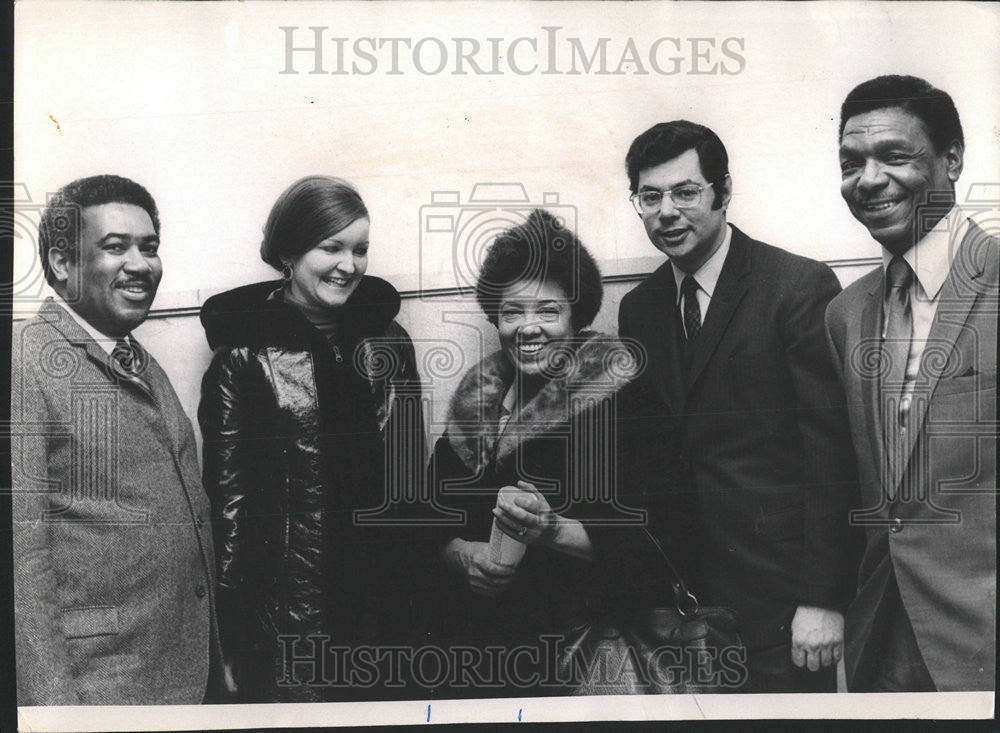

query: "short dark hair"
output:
260 175 368 271
625 120 729 208
38 175 160 287
475 208 602 332
839 75 964 153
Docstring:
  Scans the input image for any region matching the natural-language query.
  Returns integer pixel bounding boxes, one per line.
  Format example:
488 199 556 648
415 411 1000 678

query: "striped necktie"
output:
881 256 914 498
110 337 153 398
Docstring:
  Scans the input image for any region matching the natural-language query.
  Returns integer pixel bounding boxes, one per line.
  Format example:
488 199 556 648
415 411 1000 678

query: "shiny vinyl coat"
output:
198 277 424 702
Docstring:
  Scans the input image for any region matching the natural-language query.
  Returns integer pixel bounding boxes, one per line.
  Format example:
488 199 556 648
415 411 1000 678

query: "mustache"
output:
114 277 155 288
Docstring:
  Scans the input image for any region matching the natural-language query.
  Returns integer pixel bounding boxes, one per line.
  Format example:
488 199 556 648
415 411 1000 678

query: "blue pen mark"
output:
427 704 431 722
518 708 522 722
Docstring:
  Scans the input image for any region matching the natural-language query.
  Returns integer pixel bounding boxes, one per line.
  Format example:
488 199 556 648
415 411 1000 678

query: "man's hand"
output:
791 605 844 671
443 538 517 597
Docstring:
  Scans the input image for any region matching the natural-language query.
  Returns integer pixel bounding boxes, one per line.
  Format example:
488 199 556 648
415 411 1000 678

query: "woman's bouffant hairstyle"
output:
475 208 603 332
259 175 368 270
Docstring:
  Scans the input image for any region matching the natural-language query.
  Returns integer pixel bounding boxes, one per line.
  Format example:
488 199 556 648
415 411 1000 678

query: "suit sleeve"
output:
11 343 81 705
197 348 258 665
781 263 859 611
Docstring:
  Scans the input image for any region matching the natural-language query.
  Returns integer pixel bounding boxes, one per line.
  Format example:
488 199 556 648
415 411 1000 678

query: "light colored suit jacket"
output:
825 223 998 691
11 299 220 705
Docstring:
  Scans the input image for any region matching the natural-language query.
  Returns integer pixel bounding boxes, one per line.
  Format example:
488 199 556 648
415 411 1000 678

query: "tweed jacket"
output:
11 299 220 705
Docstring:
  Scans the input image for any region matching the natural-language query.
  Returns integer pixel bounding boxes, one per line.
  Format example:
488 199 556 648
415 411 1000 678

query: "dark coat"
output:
619 226 860 652
421 333 658 695
12 299 220 705
198 276 425 702
826 223 997 691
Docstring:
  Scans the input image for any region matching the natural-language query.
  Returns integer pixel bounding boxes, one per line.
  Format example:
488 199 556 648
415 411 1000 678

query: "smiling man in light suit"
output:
826 75 997 691
11 175 220 704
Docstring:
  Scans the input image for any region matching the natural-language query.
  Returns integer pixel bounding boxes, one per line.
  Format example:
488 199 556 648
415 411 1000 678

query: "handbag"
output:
556 527 747 694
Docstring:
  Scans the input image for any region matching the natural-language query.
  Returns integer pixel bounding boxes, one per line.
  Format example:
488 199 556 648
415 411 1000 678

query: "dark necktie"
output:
110 337 152 397
681 275 702 343
881 256 913 497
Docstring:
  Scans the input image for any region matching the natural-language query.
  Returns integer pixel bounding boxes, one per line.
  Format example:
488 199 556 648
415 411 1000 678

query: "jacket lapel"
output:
859 277 885 483
637 264 686 412
896 223 996 474
41 299 154 401
685 227 750 392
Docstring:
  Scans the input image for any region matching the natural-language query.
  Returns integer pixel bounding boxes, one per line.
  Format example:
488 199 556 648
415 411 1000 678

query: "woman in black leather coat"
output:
198 176 424 702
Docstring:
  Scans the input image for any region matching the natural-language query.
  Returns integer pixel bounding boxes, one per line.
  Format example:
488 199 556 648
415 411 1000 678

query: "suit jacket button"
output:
195 584 207 598
889 518 903 533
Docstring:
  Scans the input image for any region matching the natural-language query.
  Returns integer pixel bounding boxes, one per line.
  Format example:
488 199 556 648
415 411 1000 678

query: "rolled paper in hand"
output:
489 486 529 567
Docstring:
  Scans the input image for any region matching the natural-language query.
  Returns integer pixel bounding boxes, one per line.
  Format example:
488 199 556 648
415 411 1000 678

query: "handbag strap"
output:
641 525 701 616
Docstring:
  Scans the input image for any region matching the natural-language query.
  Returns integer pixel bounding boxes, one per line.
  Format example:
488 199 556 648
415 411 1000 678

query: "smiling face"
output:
839 107 963 255
497 279 575 378
50 202 162 337
637 148 731 274
285 217 369 309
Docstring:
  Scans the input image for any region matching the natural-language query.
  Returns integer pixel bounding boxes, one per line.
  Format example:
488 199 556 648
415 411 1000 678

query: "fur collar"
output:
446 332 638 473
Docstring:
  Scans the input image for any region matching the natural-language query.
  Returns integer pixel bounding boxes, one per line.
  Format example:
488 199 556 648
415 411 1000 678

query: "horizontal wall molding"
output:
12 255 881 322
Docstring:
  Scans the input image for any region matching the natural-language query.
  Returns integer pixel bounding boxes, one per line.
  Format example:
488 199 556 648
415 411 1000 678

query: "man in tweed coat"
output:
11 175 220 704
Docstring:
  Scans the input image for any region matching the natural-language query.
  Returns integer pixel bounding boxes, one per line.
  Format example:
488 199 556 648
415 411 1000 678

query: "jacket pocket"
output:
62 606 120 639
933 371 996 397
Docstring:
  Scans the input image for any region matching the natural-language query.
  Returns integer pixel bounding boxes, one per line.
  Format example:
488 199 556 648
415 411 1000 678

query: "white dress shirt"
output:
671 224 733 337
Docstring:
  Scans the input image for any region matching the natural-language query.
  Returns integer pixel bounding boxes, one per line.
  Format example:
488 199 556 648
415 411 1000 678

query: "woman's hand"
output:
494 480 595 561
493 481 556 546
443 538 517 597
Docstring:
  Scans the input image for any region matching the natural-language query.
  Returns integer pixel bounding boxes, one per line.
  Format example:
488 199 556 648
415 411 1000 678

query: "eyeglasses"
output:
630 183 713 215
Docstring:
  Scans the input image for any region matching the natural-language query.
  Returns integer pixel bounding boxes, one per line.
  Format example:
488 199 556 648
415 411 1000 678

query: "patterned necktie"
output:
881 256 914 497
681 275 702 343
110 337 153 397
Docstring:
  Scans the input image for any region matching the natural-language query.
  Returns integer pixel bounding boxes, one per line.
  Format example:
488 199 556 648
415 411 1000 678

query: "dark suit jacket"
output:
11 299 221 704
619 225 858 650
825 222 997 691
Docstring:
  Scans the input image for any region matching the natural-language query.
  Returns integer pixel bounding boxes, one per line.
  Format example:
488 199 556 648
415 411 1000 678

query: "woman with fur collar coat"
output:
421 210 657 698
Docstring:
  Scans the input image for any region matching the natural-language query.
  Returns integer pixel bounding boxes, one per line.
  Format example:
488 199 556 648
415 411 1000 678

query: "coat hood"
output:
446 332 638 473
201 276 402 350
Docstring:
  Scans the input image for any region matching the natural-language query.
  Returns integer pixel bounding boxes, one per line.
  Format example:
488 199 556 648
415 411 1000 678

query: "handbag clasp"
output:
671 581 700 617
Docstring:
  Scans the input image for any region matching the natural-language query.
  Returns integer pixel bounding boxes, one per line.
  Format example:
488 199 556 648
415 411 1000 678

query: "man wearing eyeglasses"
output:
618 120 858 692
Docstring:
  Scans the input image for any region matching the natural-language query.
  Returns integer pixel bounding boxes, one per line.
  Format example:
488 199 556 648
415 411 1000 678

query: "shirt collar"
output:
52 292 126 354
671 224 732 304
881 205 969 301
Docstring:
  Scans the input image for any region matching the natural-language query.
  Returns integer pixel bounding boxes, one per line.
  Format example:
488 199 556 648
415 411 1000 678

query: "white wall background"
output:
13 1 1000 445
14 1 999 299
